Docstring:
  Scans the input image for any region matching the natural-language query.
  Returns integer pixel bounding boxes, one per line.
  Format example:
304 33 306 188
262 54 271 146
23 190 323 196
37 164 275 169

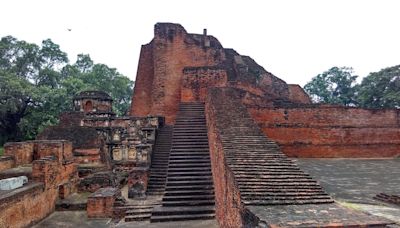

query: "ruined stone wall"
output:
0 140 78 227
4 141 34 166
130 23 312 124
249 107 400 157
130 43 154 116
0 156 14 172
59 111 85 127
181 67 228 102
38 127 102 149
205 89 246 227
0 183 57 228
288 84 312 104
131 23 224 124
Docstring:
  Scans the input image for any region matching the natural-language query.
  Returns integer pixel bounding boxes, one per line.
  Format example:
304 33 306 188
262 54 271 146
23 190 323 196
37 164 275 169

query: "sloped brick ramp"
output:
206 87 394 227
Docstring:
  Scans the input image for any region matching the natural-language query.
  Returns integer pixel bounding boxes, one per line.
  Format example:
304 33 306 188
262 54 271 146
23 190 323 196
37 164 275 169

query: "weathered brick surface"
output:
37 126 103 149
78 171 118 193
249 107 399 128
59 111 85 127
0 156 15 172
181 67 228 102
249 107 400 157
0 183 58 228
206 97 247 227
87 187 121 218
4 141 34 166
34 140 74 163
0 140 79 227
288 84 312 104
130 23 301 124
127 167 149 191
130 43 154 116
205 87 392 227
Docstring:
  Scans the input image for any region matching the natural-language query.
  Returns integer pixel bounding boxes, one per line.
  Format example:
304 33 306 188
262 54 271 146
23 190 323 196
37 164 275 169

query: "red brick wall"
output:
59 111 84 127
0 140 78 227
4 141 34 166
87 188 120 218
130 43 154 116
181 67 228 102
249 107 399 127
0 184 58 228
249 107 400 157
0 156 15 172
288 84 311 104
205 92 246 227
131 23 225 124
34 140 74 163
130 23 316 124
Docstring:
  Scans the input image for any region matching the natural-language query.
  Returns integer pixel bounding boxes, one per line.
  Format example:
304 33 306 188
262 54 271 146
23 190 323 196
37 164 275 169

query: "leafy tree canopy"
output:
304 65 400 109
0 36 134 145
304 67 358 106
357 65 400 108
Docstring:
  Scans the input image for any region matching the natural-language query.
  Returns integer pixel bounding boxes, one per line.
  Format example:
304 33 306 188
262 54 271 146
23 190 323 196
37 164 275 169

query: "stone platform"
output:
296 158 400 224
296 158 400 204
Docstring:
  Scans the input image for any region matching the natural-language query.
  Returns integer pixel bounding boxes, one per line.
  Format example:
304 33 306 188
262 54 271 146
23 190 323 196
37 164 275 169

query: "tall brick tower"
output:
130 23 310 124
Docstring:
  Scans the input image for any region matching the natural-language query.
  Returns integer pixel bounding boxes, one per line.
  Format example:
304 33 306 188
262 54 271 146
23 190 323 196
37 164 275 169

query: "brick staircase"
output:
210 89 334 206
147 126 173 196
151 102 215 222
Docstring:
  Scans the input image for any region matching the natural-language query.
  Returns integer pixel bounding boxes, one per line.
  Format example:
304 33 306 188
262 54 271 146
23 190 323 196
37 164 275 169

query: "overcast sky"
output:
1 0 400 86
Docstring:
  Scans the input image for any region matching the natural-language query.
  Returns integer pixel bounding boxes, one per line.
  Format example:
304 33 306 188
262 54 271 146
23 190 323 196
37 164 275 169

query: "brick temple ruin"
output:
0 23 399 227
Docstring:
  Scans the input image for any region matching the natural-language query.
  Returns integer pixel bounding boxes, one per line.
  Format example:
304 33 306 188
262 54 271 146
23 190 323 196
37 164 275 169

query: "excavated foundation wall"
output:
249 106 400 157
0 140 78 227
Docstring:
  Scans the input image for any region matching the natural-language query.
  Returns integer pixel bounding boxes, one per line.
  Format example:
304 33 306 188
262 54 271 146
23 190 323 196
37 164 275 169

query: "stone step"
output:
230 167 300 171
238 183 322 188
170 148 209 152
167 167 211 172
169 153 210 157
240 188 325 193
168 163 211 168
126 208 153 215
162 199 214 207
164 189 214 196
243 198 334 205
171 139 208 143
234 173 309 178
150 212 215 222
165 185 214 191
171 143 209 147
169 159 211 164
125 214 151 222
167 171 212 176
167 176 212 182
166 180 213 186
163 195 214 201
240 192 329 197
235 176 312 181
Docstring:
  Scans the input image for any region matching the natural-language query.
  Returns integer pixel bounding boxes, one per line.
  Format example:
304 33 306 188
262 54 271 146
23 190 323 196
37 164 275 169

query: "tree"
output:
357 65 400 108
0 36 134 145
0 70 35 143
304 67 358 106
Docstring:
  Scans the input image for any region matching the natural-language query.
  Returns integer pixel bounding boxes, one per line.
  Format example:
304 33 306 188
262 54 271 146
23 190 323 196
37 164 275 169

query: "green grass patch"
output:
0 147 3 156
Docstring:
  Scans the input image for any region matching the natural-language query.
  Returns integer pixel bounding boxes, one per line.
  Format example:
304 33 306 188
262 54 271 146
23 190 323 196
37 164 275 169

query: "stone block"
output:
0 156 15 172
87 187 120 218
0 176 28 190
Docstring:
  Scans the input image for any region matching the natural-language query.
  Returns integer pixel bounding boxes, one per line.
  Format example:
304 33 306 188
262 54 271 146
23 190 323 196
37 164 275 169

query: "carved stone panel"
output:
128 146 137 160
112 147 122 161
